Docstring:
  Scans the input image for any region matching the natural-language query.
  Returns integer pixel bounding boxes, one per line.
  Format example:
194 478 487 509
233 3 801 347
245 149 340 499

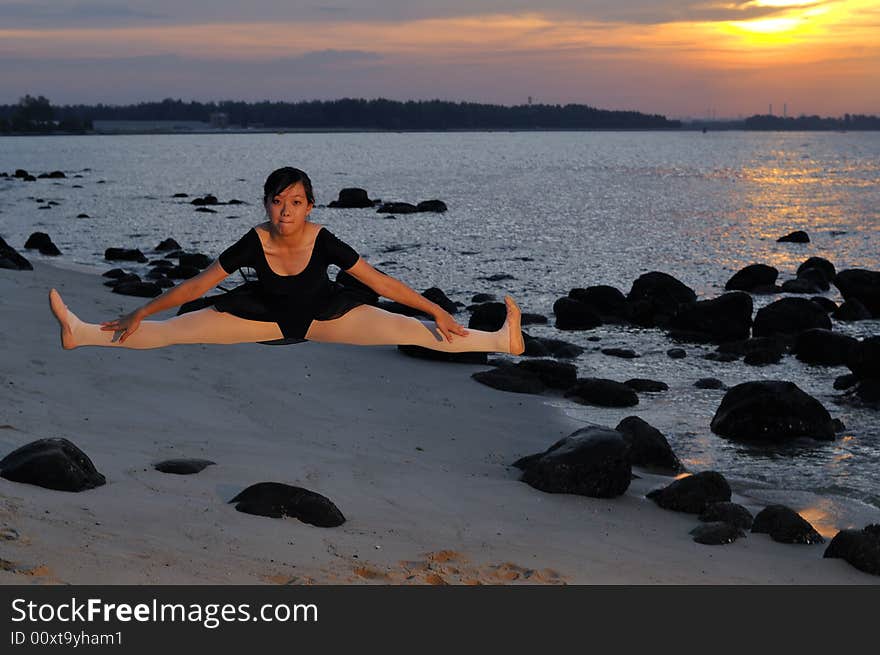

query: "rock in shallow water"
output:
751 505 824 544
0 438 106 492
614 416 683 474
471 366 545 394
228 482 345 527
513 427 631 498
699 502 754 530
565 378 639 407
646 471 731 514
710 380 835 443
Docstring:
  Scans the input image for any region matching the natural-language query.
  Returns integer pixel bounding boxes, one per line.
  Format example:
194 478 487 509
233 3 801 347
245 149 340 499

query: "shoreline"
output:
0 261 876 584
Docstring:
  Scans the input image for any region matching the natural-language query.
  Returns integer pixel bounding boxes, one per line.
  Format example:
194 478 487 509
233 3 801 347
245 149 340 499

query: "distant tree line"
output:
687 114 880 131
1 97 680 130
0 95 92 133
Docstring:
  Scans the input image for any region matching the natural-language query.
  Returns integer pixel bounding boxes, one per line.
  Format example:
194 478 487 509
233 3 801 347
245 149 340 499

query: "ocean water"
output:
2 131 879 530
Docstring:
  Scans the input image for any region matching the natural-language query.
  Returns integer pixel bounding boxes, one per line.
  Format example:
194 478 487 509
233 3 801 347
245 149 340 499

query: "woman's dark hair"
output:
263 167 315 206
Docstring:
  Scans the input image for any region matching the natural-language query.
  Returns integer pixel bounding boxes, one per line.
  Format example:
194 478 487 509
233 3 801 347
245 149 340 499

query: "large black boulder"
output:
798 257 836 281
833 269 880 317
564 378 639 407
810 296 837 313
328 188 376 208
553 297 602 330
154 459 215 475
669 292 753 343
833 299 872 322
646 471 731 513
0 236 33 270
513 427 631 498
178 252 211 270
229 482 345 527
0 438 106 492
568 286 629 321
155 238 181 251
112 281 162 298
751 505 824 544
376 202 419 214
823 525 880 576
794 329 858 366
614 416 683 473
24 232 61 256
422 287 458 315
795 267 831 291
471 365 545 394
416 200 447 213
752 297 831 338
847 336 880 380
469 302 506 331
710 381 835 442
626 272 696 327
725 264 778 292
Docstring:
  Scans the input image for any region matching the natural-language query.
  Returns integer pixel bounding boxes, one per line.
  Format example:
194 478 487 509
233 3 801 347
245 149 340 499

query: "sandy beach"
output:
0 261 875 584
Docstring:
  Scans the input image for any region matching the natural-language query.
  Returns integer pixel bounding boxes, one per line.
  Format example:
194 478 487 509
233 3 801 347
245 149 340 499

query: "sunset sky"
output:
1 0 878 117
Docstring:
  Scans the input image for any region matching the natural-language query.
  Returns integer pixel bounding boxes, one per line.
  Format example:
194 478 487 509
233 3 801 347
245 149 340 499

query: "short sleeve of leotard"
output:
321 229 360 270
218 230 256 274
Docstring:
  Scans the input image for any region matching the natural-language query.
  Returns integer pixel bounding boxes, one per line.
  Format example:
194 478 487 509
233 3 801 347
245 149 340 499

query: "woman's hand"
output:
100 309 144 343
433 309 469 343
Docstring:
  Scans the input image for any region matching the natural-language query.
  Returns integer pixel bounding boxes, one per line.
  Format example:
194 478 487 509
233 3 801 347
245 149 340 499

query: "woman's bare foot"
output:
49 288 78 349
503 295 525 355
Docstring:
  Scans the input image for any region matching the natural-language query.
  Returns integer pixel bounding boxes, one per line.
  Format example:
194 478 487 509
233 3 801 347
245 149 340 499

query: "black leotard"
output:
211 226 371 340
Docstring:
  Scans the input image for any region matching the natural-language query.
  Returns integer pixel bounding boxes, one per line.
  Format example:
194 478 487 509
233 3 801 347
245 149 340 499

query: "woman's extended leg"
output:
305 296 524 354
49 289 284 349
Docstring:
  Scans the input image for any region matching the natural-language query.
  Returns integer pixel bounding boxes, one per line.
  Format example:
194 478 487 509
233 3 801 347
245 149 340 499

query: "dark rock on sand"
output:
711 381 834 442
422 287 459 314
777 230 810 243
377 201 419 214
602 348 639 359
195 206 217 213
14 169 30 178
328 188 376 208
833 269 880 317
568 286 629 322
646 471 731 513
624 379 669 393
564 378 639 407
752 505 824 544
471 365 545 394
105 247 147 263
112 281 162 298
669 292 753 343
695 378 725 390
810 296 837 313
228 482 345 527
699 502 754 530
834 373 859 390
794 329 858 366
0 438 106 492
516 359 577 390
165 264 200 280
752 297 831 338
725 264 779 292
397 345 487 365
0 237 33 271
553 297 602 330
24 232 61 256
667 348 687 359
335 270 380 304
191 194 218 206
172 193 188 198
472 293 496 303
847 336 880 380
522 312 547 325
416 200 448 212
615 416 683 473
155 238 182 251
513 427 631 498
833 299 872 322
102 268 129 279
76 213 90 218
823 525 880 576
522 333 585 359
798 257 836 281
690 522 746 545
154 459 216 475
103 273 140 287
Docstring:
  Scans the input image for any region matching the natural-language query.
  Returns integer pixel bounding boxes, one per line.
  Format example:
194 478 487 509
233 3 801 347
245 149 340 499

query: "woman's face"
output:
265 182 313 236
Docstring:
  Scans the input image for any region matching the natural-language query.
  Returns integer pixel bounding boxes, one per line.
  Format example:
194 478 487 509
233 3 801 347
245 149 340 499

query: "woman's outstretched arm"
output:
101 261 230 342
344 258 468 343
